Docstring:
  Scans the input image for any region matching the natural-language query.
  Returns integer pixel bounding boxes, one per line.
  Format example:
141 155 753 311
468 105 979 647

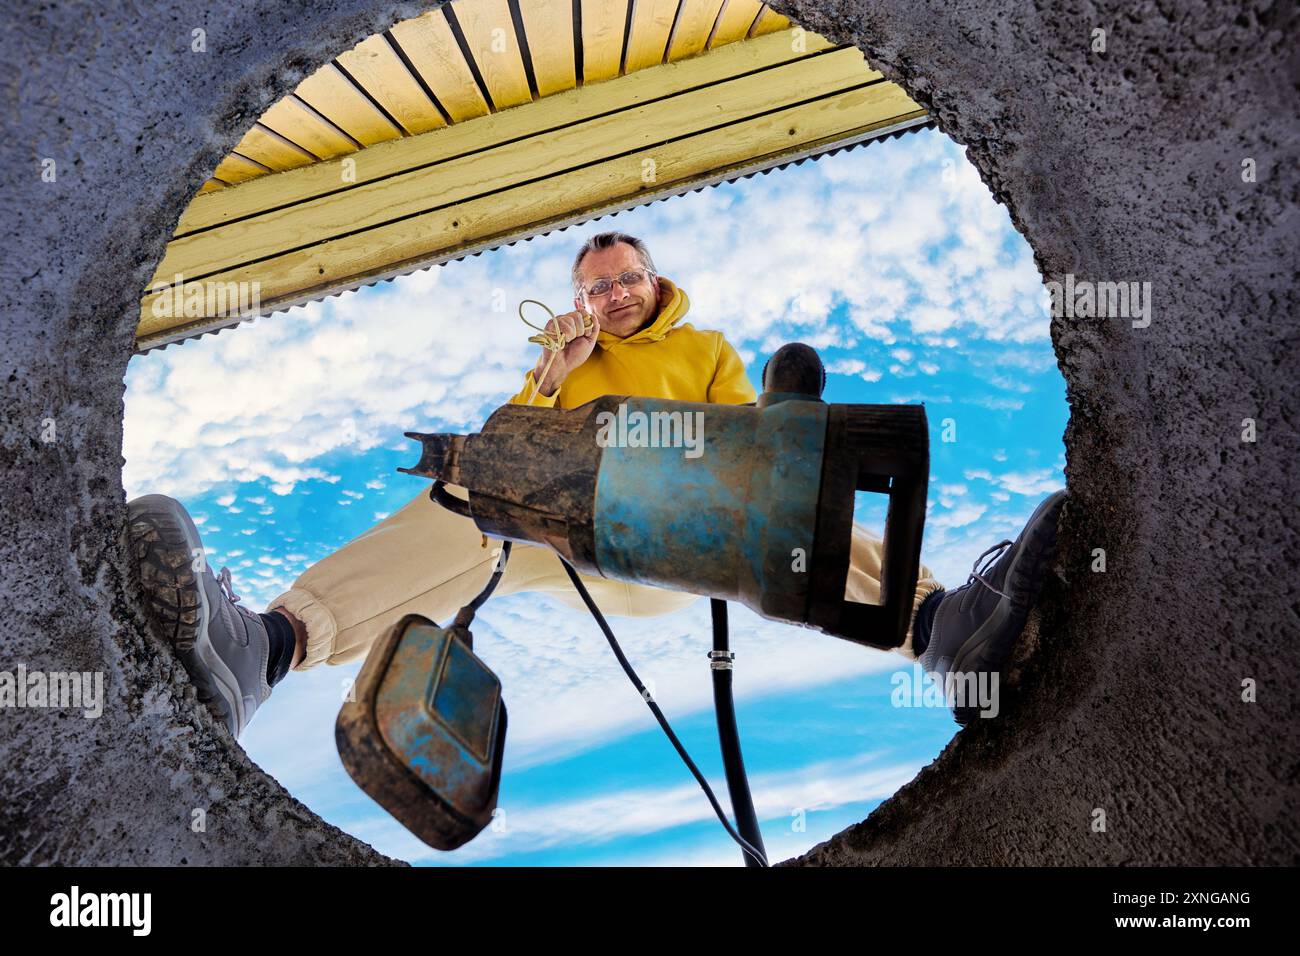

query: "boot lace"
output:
967 540 1013 600
215 564 261 616
215 565 263 624
215 565 243 606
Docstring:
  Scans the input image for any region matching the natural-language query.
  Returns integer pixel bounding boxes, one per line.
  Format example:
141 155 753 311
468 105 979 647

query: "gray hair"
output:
571 231 658 298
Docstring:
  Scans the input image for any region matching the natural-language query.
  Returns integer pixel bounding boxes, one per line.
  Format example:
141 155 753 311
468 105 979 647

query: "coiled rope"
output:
518 299 594 405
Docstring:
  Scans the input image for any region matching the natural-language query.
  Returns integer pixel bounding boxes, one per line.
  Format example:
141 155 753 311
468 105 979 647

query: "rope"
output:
518 299 594 405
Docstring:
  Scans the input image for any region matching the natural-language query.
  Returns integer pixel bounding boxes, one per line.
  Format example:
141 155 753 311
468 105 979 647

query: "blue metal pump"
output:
401 343 929 650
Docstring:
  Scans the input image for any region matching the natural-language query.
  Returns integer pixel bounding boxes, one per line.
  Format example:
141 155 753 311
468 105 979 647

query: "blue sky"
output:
122 126 1067 866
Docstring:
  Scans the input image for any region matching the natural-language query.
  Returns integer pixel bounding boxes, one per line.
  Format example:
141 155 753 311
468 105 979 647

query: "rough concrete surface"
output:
1 1 1296 865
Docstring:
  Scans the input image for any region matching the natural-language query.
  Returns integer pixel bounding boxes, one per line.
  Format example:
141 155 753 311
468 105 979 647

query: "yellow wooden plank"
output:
260 96 359 160
153 45 878 282
450 0 532 110
390 10 491 123
580 0 629 83
173 28 837 235
211 153 271 185
148 52 902 296
667 0 727 61
337 34 445 135
625 0 679 73
751 4 791 37
139 83 923 341
709 0 765 47
232 125 317 171
296 64 404 146
198 180 225 193
517 0 577 97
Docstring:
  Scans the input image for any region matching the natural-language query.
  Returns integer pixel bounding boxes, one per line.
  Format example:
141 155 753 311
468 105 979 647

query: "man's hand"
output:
533 309 599 396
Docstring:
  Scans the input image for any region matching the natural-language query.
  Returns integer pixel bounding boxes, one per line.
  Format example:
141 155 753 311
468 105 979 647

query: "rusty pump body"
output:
402 344 929 650
336 344 928 854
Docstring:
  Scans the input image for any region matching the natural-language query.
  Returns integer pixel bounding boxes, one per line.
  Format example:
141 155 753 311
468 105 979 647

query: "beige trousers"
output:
269 485 943 672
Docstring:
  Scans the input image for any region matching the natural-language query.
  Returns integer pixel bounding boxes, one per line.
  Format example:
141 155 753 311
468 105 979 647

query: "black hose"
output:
558 558 769 867
710 599 767 868
429 479 474 519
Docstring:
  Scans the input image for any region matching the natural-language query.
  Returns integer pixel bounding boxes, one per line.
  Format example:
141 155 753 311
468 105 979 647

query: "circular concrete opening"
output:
4 0 1293 866
123 121 1065 863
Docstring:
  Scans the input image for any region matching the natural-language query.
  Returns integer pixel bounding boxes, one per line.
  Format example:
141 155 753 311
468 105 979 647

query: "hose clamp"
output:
708 650 735 671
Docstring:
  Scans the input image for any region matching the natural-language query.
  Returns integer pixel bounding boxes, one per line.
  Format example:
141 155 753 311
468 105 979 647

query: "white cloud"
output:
929 502 986 530
370 750 922 866
991 468 1062 497
963 466 1061 498
826 358 884 383
964 395 1025 411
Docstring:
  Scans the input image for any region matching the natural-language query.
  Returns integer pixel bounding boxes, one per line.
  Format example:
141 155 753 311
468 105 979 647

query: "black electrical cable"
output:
558 558 770 867
430 481 510 627
466 540 512 612
710 599 768 868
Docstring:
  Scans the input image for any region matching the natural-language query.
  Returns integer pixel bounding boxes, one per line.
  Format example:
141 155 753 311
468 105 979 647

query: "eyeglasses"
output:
583 270 651 297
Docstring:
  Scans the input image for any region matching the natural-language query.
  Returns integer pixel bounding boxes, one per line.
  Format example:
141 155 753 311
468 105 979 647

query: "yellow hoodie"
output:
507 276 757 409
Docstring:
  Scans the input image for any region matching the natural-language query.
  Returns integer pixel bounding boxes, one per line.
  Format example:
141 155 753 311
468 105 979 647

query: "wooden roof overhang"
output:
137 1 929 351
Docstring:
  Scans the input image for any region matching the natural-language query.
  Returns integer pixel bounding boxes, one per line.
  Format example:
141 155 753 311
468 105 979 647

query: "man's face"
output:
574 242 662 338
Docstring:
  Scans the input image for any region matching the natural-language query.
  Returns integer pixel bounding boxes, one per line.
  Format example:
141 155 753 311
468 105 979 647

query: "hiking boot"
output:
917 489 1067 725
127 494 273 739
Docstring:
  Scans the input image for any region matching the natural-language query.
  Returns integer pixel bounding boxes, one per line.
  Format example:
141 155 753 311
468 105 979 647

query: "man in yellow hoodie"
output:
509 232 756 409
126 230 1064 738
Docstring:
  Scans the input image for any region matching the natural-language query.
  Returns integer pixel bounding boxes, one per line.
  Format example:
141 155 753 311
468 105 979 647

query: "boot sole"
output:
949 489 1067 721
128 494 245 736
